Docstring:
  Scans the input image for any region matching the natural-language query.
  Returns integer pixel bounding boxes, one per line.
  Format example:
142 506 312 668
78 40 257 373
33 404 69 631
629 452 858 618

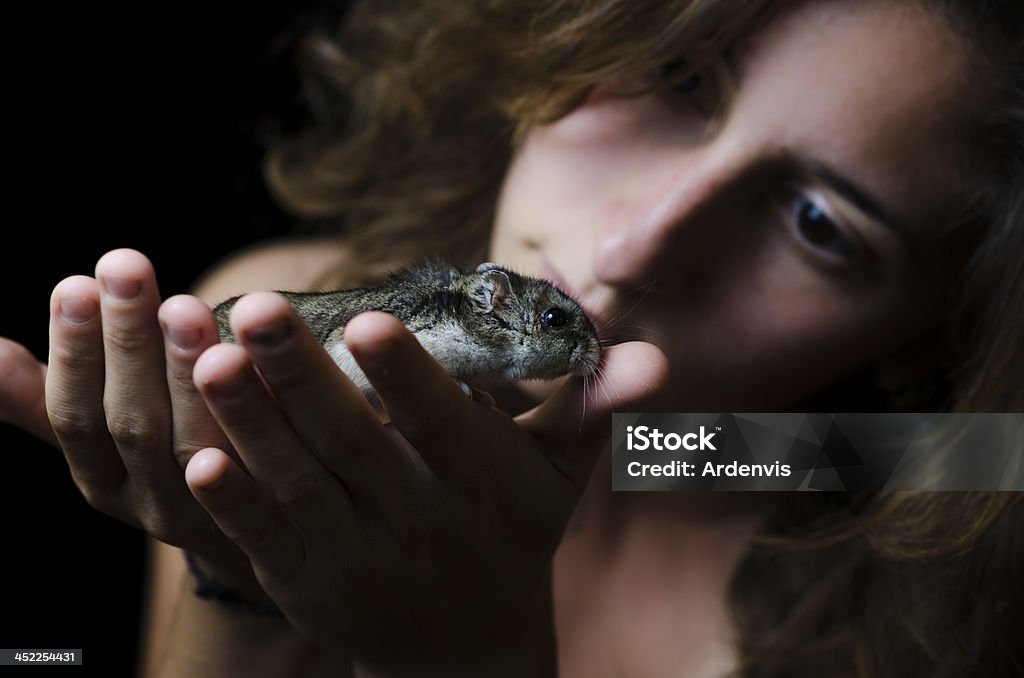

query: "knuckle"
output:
165 359 198 390
395 410 447 441
105 411 166 451
48 408 100 444
260 358 307 391
104 325 156 355
172 444 205 470
140 512 186 547
77 482 124 518
229 511 281 555
69 464 123 495
273 470 327 513
65 465 139 528
48 340 102 373
318 425 367 461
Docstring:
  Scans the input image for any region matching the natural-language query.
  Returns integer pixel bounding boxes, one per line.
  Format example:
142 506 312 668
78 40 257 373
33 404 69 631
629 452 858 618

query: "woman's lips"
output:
539 261 612 343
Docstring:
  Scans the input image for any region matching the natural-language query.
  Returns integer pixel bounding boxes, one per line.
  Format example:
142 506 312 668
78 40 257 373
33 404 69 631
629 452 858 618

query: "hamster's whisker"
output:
610 325 656 337
598 326 653 345
578 373 589 433
604 366 625 405
606 280 655 327
601 280 657 331
594 365 617 413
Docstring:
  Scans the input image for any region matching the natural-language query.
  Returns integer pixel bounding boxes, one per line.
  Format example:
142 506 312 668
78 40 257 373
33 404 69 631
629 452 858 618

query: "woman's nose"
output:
593 145 749 288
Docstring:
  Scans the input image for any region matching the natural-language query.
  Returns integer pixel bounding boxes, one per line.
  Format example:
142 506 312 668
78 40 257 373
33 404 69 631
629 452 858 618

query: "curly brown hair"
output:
263 1 1023 675
264 0 782 280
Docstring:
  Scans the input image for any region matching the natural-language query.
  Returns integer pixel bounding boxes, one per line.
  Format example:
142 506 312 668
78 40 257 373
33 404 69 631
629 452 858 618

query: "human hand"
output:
37 249 264 599
183 293 669 676
0 337 54 445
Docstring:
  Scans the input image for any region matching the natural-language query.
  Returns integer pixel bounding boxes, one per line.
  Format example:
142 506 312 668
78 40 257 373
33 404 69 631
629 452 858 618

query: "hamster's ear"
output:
472 266 512 312
475 262 504 273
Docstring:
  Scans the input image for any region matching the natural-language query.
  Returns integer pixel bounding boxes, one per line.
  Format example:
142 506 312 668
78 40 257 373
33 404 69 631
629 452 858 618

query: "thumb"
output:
517 341 668 479
0 338 57 446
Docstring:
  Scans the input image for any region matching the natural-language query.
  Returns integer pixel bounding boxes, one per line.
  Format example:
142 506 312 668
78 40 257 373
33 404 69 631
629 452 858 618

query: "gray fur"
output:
212 261 601 397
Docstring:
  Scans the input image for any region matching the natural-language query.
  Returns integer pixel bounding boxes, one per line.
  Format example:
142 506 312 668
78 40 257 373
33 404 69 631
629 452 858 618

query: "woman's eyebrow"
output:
807 159 903 236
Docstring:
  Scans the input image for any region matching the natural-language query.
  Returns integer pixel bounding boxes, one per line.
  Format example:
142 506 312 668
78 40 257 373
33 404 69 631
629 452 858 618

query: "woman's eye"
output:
663 63 702 94
791 196 858 262
661 60 702 91
659 59 720 115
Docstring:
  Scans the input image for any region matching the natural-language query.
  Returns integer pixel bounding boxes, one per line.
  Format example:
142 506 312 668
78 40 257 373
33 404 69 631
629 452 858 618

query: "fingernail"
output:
59 297 97 326
100 276 141 301
165 324 203 350
244 318 289 347
205 367 249 398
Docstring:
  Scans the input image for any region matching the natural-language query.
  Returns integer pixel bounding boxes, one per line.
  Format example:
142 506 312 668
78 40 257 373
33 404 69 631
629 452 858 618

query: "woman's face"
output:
490 0 979 410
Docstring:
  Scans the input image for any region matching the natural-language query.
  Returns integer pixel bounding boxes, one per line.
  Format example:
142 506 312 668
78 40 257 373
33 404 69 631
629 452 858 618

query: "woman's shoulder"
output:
190 235 352 305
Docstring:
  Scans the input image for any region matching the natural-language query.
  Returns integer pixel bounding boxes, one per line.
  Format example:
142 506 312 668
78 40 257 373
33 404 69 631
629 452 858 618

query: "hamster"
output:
212 261 601 397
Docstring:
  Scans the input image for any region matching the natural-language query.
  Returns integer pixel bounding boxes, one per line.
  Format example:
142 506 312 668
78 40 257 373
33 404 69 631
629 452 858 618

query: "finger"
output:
193 343 353 533
46 275 130 514
0 338 56 445
158 295 233 468
518 341 669 482
344 312 472 471
186 447 305 584
95 249 182 497
228 293 409 499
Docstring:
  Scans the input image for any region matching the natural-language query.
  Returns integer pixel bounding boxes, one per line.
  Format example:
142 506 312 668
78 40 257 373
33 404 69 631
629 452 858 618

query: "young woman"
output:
1 0 1021 675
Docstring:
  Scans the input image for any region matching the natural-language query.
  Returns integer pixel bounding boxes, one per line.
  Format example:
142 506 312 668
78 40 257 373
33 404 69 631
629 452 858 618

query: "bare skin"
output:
142 243 757 678
1 236 668 677
495 2 977 675
141 238 357 676
0 1 986 676
494 0 976 411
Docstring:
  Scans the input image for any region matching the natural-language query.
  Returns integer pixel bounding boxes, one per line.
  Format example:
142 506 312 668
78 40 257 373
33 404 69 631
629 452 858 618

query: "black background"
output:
2 1 337 673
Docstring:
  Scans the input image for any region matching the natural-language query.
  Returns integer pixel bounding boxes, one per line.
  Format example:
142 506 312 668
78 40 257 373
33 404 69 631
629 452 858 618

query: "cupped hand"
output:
33 249 264 598
184 292 669 676
0 336 53 445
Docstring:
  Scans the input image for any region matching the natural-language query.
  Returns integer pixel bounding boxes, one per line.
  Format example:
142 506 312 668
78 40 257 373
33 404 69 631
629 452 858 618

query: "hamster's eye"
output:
541 308 568 328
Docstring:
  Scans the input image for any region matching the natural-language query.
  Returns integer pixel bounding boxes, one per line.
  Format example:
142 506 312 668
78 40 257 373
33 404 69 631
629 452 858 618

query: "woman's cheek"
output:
652 272 875 408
